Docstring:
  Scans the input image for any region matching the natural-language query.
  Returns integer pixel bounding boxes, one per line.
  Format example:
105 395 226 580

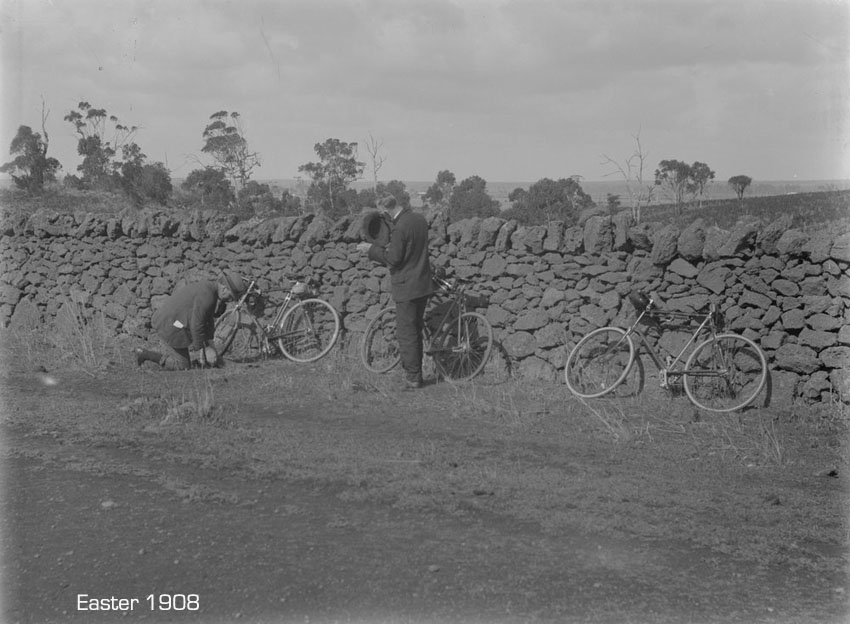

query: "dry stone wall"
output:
1 206 848 406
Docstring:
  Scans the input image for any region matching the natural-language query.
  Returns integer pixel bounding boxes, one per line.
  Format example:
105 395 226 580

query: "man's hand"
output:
203 346 219 367
356 242 372 253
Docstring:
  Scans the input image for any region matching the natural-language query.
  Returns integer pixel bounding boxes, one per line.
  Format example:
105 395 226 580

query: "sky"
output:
1 0 848 185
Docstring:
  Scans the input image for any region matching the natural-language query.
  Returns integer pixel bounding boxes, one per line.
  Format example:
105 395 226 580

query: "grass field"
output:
3 320 848 576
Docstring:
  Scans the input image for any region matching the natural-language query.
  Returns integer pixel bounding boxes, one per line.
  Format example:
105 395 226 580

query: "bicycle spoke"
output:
433 312 493 381
565 327 635 398
684 334 767 412
277 299 340 363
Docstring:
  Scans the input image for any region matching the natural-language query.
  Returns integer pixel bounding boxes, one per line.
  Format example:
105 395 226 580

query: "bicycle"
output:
564 290 768 412
360 272 494 382
213 275 341 363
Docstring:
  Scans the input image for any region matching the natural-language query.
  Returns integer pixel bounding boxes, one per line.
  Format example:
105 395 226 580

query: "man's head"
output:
379 195 401 218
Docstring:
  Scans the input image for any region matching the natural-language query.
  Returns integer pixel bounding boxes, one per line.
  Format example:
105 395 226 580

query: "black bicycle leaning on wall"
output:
564 290 768 412
359 271 493 382
213 275 341 363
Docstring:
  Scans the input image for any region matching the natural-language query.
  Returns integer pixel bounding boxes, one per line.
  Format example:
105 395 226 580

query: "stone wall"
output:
1 206 848 405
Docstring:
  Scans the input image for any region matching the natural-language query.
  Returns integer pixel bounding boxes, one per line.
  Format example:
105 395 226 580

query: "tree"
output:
201 110 260 189
423 170 456 216
1 124 61 192
64 101 137 189
181 167 235 210
448 175 500 221
138 163 172 205
298 138 364 218
688 161 715 208
356 180 411 211
728 175 753 205
654 159 692 215
600 131 655 223
364 133 386 191
503 177 593 226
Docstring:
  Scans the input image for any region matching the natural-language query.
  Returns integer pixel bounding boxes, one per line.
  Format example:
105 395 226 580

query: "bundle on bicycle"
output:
360 270 494 382
564 290 768 413
213 274 340 363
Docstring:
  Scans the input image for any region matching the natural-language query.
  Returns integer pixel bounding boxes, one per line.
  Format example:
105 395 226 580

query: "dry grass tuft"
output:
51 294 116 373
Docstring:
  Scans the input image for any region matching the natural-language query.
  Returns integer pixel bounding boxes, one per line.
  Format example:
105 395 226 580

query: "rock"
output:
611 211 633 251
775 344 821 374
767 369 800 407
650 225 680 266
503 331 536 358
628 223 654 251
718 222 758 257
583 216 614 254
478 216 505 249
757 214 793 254
667 258 698 279
830 233 850 262
696 263 731 295
776 230 810 256
771 279 799 297
677 219 706 261
799 328 837 350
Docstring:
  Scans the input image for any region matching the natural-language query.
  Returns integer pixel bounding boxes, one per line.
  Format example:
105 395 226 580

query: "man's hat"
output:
360 211 392 246
221 271 247 299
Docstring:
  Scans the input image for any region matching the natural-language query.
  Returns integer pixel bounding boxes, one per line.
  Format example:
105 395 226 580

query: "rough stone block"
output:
799 328 838 350
775 343 821 374
668 258 699 278
830 233 850 262
583 216 614 254
650 225 680 266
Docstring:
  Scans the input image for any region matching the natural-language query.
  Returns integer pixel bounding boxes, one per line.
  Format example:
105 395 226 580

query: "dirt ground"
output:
1 344 848 623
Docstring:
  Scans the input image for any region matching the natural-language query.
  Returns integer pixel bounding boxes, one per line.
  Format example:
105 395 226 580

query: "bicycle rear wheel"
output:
565 327 635 398
276 298 340 363
360 307 401 373
684 333 767 412
213 308 258 361
431 311 493 381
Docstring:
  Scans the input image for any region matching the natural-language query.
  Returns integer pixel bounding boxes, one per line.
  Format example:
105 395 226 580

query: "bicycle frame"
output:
425 275 469 352
224 279 307 355
621 298 724 389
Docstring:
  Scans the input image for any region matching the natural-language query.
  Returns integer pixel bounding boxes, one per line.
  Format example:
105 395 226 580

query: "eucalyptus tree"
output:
298 138 365 218
201 110 260 189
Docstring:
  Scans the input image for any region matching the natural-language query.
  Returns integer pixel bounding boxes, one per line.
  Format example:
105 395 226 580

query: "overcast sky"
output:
1 0 848 184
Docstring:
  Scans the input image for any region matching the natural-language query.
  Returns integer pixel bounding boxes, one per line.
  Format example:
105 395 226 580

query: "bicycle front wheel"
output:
276 298 340 363
684 333 768 412
360 307 401 373
565 327 635 398
431 311 493 381
214 308 259 361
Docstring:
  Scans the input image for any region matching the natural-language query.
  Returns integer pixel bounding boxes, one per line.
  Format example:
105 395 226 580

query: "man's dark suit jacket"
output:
367 207 433 302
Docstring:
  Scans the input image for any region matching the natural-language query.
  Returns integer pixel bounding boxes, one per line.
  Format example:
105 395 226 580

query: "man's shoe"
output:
403 378 423 390
134 348 162 367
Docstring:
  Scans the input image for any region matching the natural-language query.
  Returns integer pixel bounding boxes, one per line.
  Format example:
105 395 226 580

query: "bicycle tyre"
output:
276 298 341 363
564 326 635 398
213 308 241 356
360 307 401 374
683 333 768 412
214 308 259 361
431 311 493 381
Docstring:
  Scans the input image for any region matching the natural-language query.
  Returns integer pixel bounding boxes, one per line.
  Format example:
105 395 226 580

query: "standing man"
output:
357 196 433 389
134 271 246 370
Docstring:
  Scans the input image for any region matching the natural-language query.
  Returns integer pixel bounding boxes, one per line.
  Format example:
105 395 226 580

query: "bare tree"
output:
364 133 386 191
600 131 655 223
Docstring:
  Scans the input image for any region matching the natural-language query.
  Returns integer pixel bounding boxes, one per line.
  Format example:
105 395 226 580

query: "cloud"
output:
1 0 847 182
